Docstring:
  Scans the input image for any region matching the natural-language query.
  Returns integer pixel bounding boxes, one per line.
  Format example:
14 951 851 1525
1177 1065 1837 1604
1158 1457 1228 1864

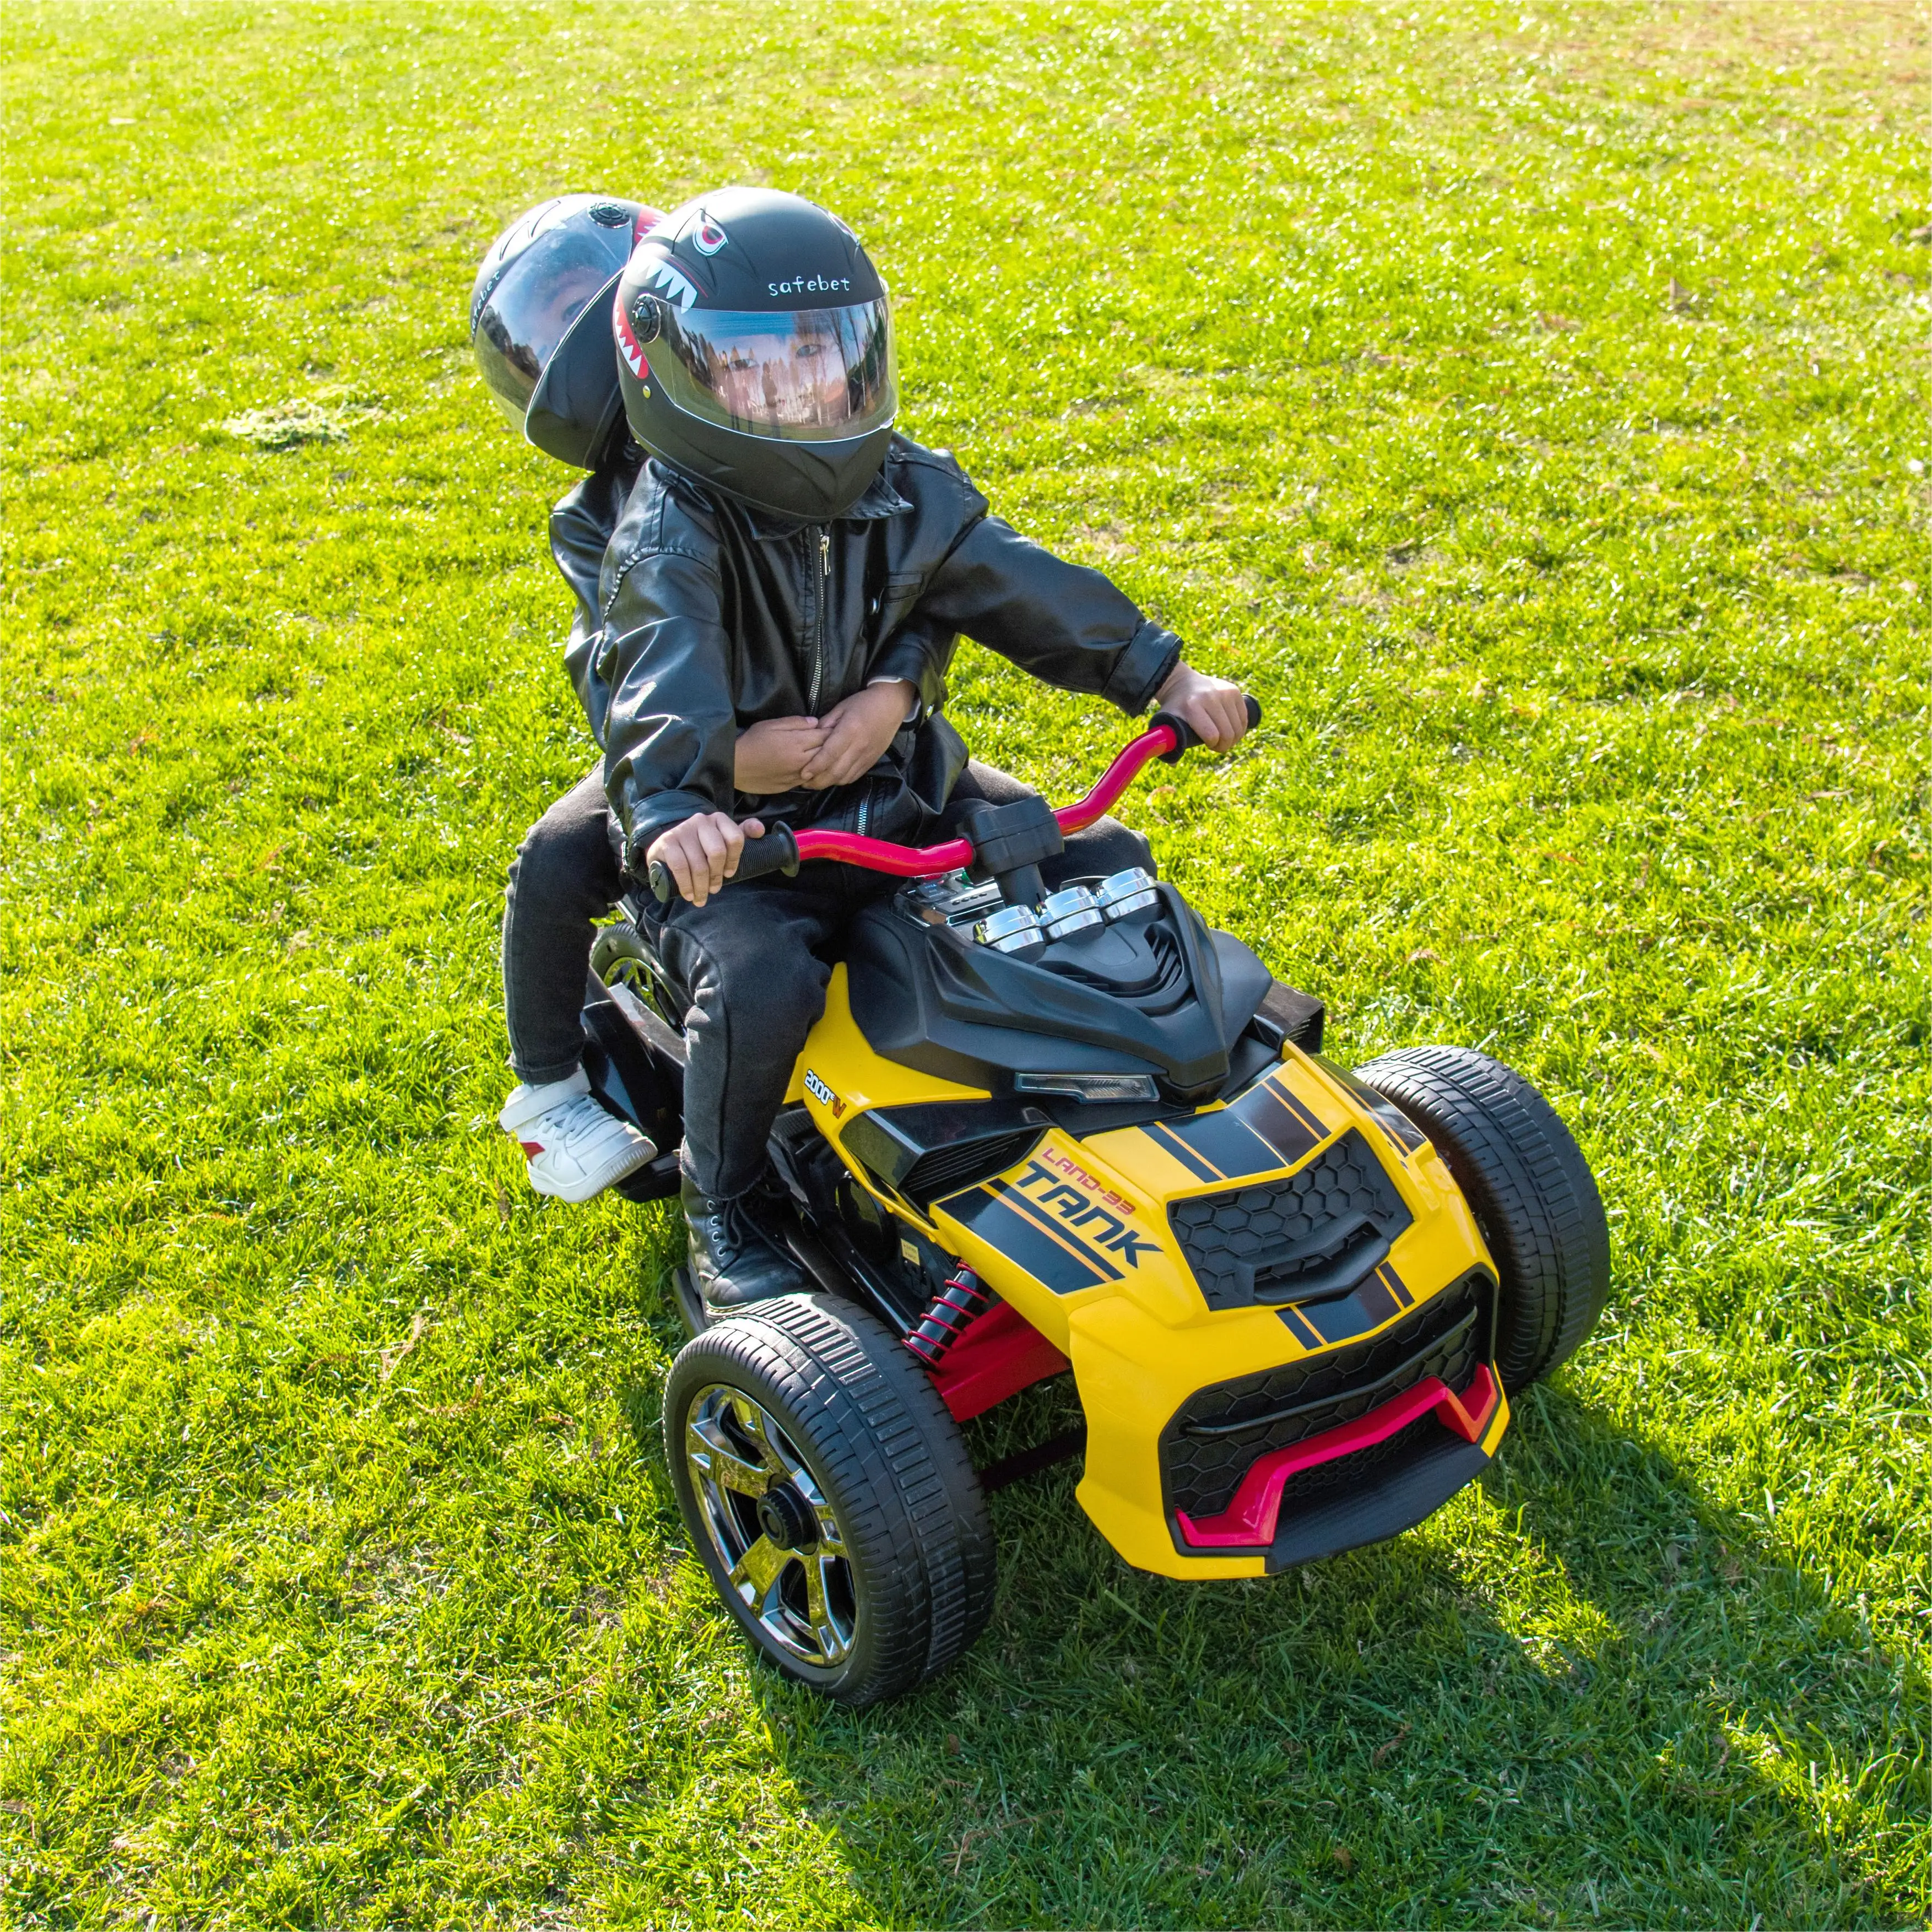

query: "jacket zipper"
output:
807 528 830 714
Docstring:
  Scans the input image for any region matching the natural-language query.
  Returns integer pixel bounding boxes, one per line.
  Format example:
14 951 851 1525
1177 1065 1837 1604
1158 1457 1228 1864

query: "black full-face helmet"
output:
470 193 662 468
613 188 897 520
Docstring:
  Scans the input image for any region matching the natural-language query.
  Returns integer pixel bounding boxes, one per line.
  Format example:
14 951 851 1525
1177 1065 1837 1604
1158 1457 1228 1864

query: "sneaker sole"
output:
527 1135 657 1205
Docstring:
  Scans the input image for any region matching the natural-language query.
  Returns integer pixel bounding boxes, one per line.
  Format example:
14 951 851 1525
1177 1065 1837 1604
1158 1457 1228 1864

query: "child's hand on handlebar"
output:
646 812 767 908
735 716 829 794
799 680 917 790
1155 662 1252 752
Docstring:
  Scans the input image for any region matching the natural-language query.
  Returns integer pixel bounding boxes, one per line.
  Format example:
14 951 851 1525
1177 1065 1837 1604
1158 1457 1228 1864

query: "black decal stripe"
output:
1145 1120 1222 1183
1334 1068 1428 1153
1271 1083 1330 1143
1303 1271 1404 1346
992 1179 1125 1282
1164 1109 1284 1181
1231 1083 1323 1167
1274 1268 1411 1350
1277 1303 1325 1348
939 1186 1108 1296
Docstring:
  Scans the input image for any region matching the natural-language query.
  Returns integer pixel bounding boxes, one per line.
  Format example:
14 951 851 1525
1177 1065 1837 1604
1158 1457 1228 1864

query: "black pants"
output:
503 762 1151 1195
501 768 629 1087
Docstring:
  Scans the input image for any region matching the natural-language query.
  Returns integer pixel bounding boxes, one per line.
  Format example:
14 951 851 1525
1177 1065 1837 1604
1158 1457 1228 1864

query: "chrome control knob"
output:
1095 867 1159 919
973 903 1045 953
1040 885 1103 940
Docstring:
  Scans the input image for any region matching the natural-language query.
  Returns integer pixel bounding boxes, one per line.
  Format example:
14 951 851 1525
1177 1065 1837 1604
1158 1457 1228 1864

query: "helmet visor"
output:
475 223 634 427
647 300 895 442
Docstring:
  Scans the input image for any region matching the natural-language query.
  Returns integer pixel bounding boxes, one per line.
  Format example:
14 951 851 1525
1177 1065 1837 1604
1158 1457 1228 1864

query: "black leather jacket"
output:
549 435 1182 870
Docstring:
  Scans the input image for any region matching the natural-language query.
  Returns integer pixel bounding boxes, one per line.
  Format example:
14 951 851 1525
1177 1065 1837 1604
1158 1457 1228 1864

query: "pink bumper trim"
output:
1173 1362 1500 1551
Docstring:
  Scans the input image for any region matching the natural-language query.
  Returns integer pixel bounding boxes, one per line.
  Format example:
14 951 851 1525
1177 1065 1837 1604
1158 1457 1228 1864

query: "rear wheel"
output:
1351 1046 1610 1390
663 1292 995 1705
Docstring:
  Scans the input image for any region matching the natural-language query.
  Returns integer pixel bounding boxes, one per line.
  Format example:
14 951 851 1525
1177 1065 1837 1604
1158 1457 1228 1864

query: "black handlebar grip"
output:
648 824 801 904
1151 692 1263 765
734 825 803 883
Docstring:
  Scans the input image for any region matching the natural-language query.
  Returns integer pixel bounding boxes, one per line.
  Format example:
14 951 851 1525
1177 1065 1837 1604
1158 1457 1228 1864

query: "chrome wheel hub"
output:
684 1383 857 1668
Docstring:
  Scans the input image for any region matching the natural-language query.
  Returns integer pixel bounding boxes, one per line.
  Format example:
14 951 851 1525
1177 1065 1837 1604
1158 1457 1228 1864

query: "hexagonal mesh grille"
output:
1168 1129 1413 1311
1159 1271 1493 1523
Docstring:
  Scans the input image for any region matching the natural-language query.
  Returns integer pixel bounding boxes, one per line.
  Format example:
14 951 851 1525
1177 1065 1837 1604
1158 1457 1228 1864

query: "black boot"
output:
682 1167 814 1312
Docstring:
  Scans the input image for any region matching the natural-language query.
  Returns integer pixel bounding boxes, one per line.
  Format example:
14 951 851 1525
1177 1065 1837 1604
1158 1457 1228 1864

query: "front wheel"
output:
1351 1046 1610 1390
663 1292 995 1706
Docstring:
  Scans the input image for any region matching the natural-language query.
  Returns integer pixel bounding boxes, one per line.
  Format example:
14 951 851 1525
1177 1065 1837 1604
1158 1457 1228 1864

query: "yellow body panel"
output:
795 965 991 1127
795 974 1506 1578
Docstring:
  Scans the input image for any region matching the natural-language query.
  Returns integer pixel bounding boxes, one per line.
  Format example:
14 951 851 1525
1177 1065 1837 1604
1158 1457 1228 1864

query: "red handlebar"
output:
786 723 1179 878
647 699 1258 903
1053 722 1182 836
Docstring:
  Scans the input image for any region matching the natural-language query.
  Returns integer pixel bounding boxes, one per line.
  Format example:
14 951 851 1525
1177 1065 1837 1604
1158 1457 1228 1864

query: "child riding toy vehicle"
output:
582 699 1611 1705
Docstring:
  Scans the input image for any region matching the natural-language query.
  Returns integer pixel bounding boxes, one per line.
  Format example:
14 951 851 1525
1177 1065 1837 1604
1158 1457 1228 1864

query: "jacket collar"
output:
651 455 911 537
838 467 915 522
734 466 912 537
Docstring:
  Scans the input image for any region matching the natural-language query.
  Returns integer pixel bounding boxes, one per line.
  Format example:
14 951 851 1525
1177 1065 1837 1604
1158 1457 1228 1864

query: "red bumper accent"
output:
928 1300 1069 1422
1173 1362 1500 1551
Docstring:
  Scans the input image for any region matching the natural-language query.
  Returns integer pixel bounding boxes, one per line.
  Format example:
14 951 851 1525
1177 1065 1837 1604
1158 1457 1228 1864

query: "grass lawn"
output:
2 0 1926 1923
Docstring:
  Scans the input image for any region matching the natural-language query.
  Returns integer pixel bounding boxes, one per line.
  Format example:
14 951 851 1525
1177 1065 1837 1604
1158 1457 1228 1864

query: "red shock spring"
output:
905 1267 992 1369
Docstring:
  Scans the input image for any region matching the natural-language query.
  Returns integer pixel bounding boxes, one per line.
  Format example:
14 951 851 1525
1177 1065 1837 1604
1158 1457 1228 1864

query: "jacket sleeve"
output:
867 613 955 721
596 542 739 869
550 456 640 750
910 512 1182 715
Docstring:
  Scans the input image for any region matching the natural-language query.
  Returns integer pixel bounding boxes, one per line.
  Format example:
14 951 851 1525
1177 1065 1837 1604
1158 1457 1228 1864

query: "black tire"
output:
1351 1046 1610 1391
662 1292 995 1706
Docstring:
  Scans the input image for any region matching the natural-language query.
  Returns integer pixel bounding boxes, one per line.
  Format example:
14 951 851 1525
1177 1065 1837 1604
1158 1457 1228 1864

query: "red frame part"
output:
1172 1362 1501 1551
926 1300 1070 1422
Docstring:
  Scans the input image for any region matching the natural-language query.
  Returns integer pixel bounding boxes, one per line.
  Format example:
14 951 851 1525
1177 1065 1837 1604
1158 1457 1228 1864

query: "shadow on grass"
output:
737 1378 1925 1929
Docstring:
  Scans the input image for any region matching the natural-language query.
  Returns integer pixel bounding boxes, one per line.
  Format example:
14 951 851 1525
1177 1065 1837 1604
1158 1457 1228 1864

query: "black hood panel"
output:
845 885 1273 1103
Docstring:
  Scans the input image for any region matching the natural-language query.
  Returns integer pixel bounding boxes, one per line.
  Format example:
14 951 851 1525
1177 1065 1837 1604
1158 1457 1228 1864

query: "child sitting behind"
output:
478 187 1249 1317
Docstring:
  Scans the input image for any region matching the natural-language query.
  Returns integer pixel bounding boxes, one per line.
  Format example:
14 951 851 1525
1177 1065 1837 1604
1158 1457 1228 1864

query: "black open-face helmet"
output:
613 188 896 521
470 194 662 468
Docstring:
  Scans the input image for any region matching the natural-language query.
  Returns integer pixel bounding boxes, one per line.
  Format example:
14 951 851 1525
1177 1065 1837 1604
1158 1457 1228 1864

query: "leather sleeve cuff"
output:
869 633 943 720
620 788 715 874
1103 620 1184 715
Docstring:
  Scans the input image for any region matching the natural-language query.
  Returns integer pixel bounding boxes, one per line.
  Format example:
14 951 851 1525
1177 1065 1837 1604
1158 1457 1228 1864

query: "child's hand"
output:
798 680 916 790
1155 662 1252 752
735 716 829 794
646 812 767 907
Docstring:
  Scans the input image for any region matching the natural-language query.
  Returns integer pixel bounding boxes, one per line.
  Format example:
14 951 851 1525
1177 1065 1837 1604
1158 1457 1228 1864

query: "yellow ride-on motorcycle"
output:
583 699 1610 1705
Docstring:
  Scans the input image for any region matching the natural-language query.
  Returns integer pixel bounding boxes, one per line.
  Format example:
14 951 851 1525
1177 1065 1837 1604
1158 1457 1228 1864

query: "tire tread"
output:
1353 1046 1610 1388
663 1293 995 1704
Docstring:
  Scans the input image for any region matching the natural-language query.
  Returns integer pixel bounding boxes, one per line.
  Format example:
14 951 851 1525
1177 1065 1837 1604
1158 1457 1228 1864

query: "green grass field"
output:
3 0 1926 1924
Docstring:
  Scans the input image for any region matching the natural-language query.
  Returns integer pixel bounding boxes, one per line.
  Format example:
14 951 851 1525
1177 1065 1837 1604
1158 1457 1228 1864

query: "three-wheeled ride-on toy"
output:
581 698 1611 1705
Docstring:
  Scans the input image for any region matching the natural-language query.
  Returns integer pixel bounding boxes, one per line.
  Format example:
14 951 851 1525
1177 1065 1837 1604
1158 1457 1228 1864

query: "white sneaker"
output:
500 1068 656 1203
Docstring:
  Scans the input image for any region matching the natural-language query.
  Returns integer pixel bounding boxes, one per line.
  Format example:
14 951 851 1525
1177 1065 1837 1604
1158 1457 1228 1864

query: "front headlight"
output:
1013 1072 1160 1103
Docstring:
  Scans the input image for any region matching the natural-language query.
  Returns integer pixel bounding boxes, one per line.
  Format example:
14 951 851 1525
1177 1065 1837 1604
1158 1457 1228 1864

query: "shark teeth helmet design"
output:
469 193 663 469
613 187 897 521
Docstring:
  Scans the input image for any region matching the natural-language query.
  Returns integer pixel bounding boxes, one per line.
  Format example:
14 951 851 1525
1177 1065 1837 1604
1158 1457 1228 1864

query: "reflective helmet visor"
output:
645 299 895 443
475 222 635 428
